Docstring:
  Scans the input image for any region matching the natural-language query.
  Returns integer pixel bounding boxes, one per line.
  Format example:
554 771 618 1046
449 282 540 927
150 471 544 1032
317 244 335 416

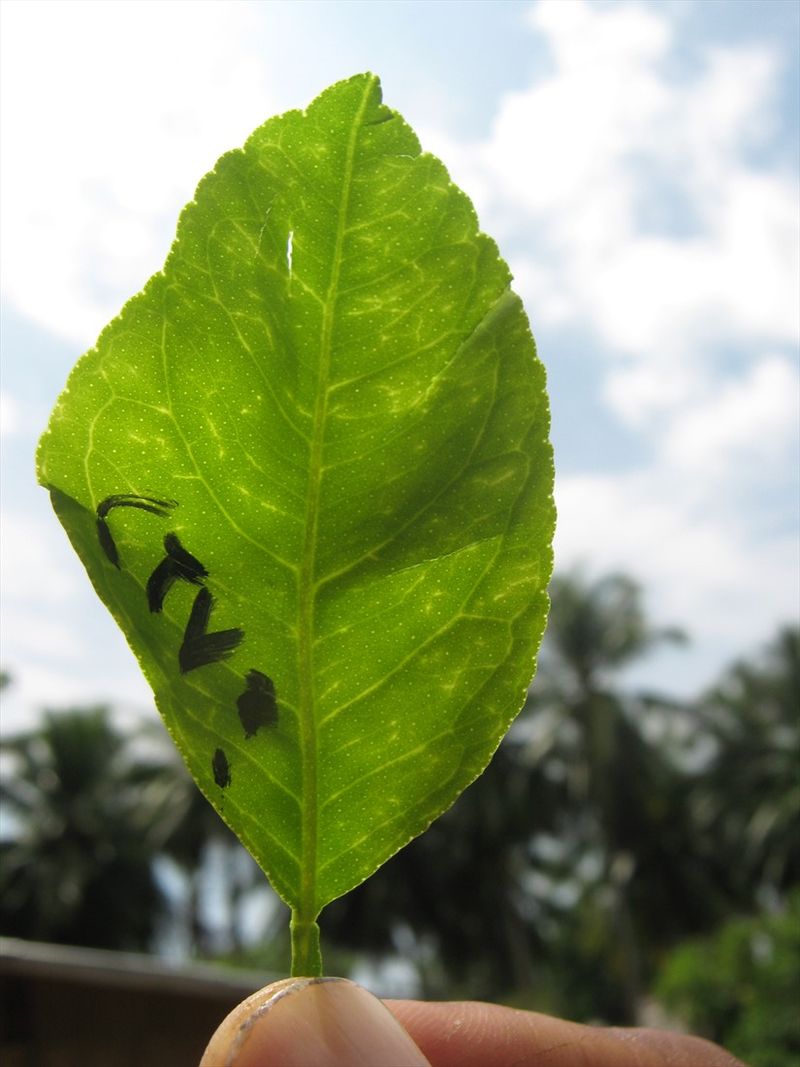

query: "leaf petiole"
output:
290 913 323 977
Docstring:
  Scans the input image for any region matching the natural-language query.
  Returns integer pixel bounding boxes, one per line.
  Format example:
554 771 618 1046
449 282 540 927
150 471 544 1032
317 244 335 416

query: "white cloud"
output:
0 508 154 730
453 0 799 427
0 391 20 438
0 0 275 348
553 348 799 690
663 355 799 478
0 390 50 446
468 1 800 684
585 168 798 406
0 511 80 606
1 662 153 734
5 611 86 663
497 0 671 224
554 467 798 692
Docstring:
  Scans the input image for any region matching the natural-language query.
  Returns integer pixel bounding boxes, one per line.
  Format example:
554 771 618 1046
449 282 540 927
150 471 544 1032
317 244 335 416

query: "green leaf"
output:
36 73 554 974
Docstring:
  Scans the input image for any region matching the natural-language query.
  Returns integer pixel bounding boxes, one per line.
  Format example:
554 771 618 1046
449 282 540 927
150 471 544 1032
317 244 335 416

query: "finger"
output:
384 999 746 1067
200 977 431 1067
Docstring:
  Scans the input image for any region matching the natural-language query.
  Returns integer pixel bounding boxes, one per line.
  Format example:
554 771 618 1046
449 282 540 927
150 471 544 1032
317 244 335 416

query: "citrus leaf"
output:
36 73 554 974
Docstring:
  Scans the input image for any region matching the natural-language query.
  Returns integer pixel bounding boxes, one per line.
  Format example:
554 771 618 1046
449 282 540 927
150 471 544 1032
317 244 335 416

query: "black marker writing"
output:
96 494 177 568
179 587 244 673
212 747 231 788
147 533 209 613
97 492 250 681
237 669 278 738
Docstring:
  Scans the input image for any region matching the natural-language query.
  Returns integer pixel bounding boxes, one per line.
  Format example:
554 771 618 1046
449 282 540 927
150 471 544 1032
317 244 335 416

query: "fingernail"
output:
200 977 432 1067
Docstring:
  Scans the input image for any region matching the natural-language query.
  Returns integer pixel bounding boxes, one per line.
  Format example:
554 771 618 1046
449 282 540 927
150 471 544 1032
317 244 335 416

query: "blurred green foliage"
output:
656 891 800 1067
0 708 166 950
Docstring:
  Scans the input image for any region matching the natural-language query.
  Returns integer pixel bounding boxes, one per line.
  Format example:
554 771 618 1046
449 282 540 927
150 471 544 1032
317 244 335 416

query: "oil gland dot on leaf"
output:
237 669 278 738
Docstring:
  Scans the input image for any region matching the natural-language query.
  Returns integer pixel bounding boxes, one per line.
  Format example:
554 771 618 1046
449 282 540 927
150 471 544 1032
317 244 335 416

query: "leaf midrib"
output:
296 77 375 924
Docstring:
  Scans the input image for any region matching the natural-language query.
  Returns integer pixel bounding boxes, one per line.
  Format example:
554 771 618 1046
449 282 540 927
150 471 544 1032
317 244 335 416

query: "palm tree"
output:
691 625 800 903
322 737 561 1000
520 570 712 1021
0 707 167 950
131 720 270 958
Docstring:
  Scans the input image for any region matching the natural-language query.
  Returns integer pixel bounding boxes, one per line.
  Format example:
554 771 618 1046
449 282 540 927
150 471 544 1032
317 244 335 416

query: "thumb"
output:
200 977 432 1067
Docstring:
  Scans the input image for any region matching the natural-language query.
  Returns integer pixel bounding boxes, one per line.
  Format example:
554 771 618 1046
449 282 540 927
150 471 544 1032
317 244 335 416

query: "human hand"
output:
200 977 746 1066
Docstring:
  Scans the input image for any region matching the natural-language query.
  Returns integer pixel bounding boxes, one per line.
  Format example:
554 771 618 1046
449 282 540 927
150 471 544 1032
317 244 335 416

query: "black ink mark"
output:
212 747 231 788
96 494 177 520
237 669 278 738
147 533 209 613
97 518 121 567
96 494 177 568
179 587 244 673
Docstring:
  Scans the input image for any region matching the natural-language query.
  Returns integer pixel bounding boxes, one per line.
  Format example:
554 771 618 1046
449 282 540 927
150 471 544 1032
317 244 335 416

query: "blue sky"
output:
1 0 798 731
